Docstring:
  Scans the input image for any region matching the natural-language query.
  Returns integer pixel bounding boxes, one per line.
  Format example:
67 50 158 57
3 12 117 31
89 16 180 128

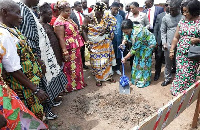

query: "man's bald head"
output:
0 0 18 12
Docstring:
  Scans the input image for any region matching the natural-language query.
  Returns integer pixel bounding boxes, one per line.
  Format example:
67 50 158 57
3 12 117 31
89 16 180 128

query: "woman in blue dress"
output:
121 19 156 88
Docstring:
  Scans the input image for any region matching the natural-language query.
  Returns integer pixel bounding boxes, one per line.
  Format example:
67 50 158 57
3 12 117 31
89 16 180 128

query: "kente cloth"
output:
18 2 67 103
124 24 156 88
0 76 47 130
88 12 117 81
170 19 200 96
0 25 44 120
54 18 85 92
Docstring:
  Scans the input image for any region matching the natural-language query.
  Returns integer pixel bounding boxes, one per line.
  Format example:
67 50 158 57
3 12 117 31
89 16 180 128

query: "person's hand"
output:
37 59 46 75
41 63 46 75
149 45 155 48
0 114 7 129
35 89 48 102
63 55 70 62
121 58 126 64
163 44 168 50
190 37 200 45
169 52 174 60
122 40 128 45
63 51 70 62
99 29 107 36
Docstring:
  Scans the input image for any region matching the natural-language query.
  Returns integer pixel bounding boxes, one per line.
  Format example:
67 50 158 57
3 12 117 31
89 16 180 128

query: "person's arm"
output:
82 16 91 42
54 24 69 61
153 15 160 42
169 25 180 59
143 13 150 29
122 32 141 64
10 70 48 101
160 16 167 49
190 37 200 45
0 114 7 129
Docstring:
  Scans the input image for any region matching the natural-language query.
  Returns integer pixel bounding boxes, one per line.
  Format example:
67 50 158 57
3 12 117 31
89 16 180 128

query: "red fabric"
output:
78 12 83 25
148 9 151 22
50 16 57 26
63 48 85 92
88 8 92 13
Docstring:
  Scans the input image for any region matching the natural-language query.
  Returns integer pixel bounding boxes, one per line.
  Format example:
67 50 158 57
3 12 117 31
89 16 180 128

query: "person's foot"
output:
83 64 89 69
161 80 170 86
53 101 62 107
96 81 102 87
108 78 116 83
154 74 160 81
115 70 122 75
46 111 58 120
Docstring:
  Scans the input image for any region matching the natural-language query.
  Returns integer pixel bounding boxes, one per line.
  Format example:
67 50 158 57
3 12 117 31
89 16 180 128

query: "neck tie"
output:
148 8 151 22
78 12 83 25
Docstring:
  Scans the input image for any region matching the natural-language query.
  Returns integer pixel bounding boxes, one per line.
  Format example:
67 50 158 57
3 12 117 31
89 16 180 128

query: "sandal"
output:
83 83 88 87
108 78 116 83
96 81 102 87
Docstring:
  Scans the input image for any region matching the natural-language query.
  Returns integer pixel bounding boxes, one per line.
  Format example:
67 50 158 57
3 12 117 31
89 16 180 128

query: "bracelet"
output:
41 63 45 67
33 87 40 95
63 51 68 56
170 49 174 53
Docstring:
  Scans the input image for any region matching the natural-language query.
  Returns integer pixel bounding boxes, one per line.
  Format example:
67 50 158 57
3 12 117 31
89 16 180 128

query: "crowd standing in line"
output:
0 0 199 128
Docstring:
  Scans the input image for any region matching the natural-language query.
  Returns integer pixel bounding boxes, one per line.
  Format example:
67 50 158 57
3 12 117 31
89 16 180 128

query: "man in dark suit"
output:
143 0 164 81
70 1 89 69
143 0 164 33
153 1 170 81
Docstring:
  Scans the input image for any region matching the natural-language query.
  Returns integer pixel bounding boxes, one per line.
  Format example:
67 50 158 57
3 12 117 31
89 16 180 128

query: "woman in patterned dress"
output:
121 19 156 88
54 0 86 92
169 0 200 96
0 65 47 130
83 2 117 86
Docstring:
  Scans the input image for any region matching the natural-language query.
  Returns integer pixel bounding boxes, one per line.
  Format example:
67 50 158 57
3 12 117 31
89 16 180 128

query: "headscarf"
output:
56 0 70 10
94 2 106 11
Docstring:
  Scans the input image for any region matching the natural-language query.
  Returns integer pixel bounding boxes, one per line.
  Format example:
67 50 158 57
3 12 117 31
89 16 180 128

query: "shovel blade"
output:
119 84 130 94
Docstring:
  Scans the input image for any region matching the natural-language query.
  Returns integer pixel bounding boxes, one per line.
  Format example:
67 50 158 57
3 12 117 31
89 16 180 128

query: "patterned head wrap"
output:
94 2 107 11
56 0 70 10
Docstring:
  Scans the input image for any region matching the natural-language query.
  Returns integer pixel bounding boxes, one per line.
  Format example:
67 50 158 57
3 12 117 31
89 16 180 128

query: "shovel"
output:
119 46 130 95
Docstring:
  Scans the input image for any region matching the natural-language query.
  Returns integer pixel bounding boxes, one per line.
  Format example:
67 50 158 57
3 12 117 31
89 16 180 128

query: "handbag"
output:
188 44 200 60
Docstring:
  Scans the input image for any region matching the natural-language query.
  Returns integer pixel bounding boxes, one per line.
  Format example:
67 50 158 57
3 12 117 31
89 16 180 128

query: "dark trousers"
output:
155 45 164 76
113 58 121 71
81 45 85 65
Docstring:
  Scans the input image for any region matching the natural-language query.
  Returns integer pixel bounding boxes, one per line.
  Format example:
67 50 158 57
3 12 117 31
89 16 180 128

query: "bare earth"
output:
49 60 200 130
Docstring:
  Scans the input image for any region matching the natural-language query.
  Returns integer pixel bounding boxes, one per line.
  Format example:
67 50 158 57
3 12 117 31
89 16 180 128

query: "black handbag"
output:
188 44 200 60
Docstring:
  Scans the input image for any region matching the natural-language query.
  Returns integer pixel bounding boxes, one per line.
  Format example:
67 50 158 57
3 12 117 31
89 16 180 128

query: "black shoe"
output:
161 80 170 86
154 74 160 81
83 64 89 69
171 68 176 73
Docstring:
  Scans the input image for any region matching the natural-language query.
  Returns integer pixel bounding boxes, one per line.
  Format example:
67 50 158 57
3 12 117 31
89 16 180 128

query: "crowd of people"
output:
0 0 199 129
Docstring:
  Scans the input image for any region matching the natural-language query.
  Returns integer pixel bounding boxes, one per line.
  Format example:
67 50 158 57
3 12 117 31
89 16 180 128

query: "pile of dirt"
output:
68 90 157 129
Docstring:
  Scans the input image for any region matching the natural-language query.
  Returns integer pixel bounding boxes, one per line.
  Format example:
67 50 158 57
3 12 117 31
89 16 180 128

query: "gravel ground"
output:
48 60 200 130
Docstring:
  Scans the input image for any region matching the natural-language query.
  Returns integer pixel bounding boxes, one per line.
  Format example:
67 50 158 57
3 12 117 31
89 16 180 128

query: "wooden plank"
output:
132 80 200 130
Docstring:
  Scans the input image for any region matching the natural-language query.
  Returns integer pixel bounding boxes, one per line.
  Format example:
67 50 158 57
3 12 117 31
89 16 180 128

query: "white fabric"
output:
83 8 89 15
0 27 22 72
30 9 61 85
74 10 84 25
147 6 155 29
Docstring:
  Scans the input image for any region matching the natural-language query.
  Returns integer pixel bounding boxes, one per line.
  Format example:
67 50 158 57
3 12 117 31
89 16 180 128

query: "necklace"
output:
0 23 33 53
59 16 78 30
